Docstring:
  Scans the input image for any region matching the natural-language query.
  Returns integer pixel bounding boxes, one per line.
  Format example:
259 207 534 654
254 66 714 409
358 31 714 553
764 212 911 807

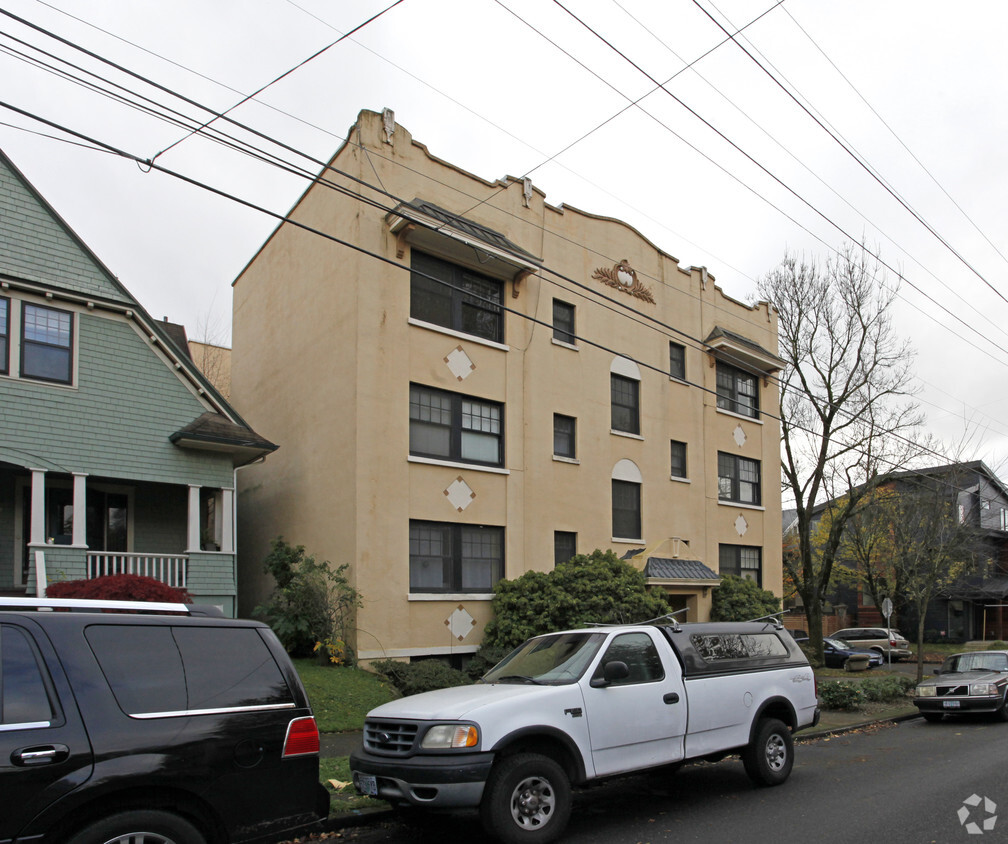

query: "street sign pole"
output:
882 597 894 666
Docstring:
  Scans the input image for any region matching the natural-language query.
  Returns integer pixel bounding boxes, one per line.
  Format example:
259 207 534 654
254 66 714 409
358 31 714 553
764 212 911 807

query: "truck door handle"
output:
12 745 69 766
663 693 680 704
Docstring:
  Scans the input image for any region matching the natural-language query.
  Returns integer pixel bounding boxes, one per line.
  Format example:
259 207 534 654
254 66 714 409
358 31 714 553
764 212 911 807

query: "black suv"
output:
0 597 328 844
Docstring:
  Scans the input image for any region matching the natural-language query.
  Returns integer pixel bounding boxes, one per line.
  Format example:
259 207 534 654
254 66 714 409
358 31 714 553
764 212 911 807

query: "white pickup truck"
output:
350 619 820 843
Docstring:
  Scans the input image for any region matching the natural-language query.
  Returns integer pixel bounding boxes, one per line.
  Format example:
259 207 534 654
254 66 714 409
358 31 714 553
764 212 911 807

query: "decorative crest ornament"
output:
592 259 655 304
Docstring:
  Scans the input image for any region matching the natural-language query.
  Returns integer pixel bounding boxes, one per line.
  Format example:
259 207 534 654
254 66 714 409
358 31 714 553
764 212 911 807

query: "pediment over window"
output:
704 326 784 375
387 199 541 290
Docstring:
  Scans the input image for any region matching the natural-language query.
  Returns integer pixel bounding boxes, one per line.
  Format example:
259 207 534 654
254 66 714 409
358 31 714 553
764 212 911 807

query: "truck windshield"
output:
484 632 606 685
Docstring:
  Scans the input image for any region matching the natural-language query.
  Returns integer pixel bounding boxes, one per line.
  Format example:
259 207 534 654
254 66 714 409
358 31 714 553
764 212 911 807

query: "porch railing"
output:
87 552 189 588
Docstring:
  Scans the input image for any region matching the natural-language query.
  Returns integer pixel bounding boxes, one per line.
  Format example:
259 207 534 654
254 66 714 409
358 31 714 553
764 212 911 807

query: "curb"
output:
797 709 921 742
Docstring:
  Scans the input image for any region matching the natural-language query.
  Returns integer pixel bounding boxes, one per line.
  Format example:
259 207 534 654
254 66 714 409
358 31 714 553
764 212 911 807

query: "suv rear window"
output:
1 624 55 726
86 625 294 717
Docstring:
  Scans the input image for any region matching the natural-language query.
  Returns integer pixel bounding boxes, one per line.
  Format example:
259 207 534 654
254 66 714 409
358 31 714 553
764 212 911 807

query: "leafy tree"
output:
710 574 781 622
479 549 669 653
256 537 362 661
758 244 926 662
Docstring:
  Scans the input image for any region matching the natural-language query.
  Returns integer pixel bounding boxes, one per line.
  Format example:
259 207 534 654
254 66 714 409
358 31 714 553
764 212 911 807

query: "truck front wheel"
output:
480 753 572 844
742 718 793 787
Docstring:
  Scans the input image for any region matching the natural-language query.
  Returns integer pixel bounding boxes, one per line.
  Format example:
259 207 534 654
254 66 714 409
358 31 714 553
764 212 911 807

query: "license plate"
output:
943 700 961 709
358 774 378 796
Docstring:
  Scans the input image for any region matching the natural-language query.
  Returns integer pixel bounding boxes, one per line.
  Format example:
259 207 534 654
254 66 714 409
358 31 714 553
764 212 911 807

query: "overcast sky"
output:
2 0 1006 470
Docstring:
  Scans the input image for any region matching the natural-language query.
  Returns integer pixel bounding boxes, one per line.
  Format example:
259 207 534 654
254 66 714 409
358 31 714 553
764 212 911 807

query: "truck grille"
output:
364 719 419 755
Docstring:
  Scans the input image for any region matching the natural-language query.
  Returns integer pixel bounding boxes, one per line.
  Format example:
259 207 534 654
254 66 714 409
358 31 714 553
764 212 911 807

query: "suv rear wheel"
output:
65 810 206 844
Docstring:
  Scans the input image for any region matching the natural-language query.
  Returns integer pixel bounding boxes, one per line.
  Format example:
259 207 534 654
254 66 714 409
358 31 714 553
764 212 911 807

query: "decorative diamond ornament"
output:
733 424 747 448
445 346 475 381
445 476 476 512
735 514 749 536
446 604 477 641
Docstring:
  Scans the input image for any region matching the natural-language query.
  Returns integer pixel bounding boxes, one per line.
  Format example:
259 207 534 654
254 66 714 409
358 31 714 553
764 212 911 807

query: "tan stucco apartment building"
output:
231 109 784 664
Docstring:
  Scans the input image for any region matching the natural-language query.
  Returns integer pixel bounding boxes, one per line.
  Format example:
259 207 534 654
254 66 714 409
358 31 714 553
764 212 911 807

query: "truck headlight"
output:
421 724 479 749
916 686 936 697
970 683 997 696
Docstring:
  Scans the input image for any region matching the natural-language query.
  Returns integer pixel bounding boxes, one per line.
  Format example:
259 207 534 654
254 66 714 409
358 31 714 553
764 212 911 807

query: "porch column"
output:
220 488 234 554
29 469 45 545
72 473 87 546
187 485 201 552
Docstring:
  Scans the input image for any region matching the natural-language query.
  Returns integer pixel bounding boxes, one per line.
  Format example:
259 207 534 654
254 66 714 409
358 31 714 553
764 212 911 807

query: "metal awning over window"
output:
387 199 541 294
705 326 784 375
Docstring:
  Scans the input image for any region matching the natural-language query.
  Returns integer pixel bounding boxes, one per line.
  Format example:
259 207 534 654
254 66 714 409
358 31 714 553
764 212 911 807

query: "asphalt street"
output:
323 715 1007 844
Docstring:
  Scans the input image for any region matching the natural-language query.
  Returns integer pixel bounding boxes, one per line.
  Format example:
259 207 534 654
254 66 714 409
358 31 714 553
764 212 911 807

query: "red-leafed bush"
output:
47 574 192 603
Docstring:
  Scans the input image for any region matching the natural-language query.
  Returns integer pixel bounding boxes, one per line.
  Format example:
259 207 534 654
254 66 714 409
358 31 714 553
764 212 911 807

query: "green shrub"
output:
255 538 361 660
818 680 865 710
986 641 1008 650
709 574 781 622
479 549 669 654
465 646 510 681
860 675 914 702
372 658 470 697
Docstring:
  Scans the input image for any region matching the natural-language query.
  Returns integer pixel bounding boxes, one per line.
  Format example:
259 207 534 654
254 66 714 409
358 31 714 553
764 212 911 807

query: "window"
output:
409 521 504 593
1 625 55 725
670 440 687 479
410 384 503 467
612 479 641 539
554 531 576 566
719 544 763 586
21 304 73 384
690 631 786 661
669 341 685 380
716 361 758 418
0 296 8 375
410 251 503 343
591 632 664 685
553 299 576 345
718 452 761 505
611 374 640 434
553 414 576 459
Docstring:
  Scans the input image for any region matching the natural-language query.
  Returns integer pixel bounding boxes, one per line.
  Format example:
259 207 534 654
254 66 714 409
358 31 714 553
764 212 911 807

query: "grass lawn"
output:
293 660 398 733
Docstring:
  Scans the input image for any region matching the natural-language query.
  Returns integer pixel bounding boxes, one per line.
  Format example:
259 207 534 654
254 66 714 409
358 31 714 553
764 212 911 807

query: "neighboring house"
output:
188 340 232 400
802 462 1008 642
0 148 275 615
230 108 784 665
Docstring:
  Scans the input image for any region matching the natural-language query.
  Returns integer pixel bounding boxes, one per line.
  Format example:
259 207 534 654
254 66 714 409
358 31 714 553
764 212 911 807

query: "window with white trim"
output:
0 296 9 375
611 374 640 435
409 383 503 467
554 531 577 566
553 414 576 459
716 361 759 418
21 303 73 384
669 341 685 380
719 544 763 586
553 299 575 345
670 440 687 479
409 520 504 593
718 452 761 505
612 479 641 539
410 251 503 343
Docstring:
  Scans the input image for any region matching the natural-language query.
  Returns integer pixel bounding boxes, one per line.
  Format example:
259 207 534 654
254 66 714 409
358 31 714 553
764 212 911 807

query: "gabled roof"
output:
0 146 275 467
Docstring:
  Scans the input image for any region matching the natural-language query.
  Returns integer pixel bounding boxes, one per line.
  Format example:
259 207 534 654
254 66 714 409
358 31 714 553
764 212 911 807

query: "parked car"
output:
832 627 912 660
822 637 883 670
351 619 819 843
0 596 328 844
914 650 1008 723
788 629 809 644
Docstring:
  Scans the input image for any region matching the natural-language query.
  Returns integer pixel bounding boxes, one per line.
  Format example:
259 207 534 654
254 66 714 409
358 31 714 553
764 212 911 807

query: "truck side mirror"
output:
591 660 630 687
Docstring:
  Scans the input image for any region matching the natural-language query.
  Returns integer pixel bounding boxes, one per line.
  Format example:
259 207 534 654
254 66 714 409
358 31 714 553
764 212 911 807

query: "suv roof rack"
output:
0 597 224 617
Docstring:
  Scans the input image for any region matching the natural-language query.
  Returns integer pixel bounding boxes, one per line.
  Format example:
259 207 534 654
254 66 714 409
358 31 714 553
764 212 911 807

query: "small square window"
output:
670 441 687 479
553 300 576 345
554 531 577 566
553 414 576 459
669 342 685 380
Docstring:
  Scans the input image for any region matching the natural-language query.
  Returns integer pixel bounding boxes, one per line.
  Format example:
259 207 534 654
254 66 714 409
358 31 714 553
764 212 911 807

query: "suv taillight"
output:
283 716 320 757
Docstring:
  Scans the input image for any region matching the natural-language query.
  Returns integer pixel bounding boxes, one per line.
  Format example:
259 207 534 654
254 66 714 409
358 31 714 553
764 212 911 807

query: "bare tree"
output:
189 309 232 400
758 244 926 662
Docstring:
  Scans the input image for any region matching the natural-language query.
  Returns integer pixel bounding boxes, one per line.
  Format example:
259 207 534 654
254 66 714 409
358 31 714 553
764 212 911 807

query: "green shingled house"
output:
0 149 275 615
